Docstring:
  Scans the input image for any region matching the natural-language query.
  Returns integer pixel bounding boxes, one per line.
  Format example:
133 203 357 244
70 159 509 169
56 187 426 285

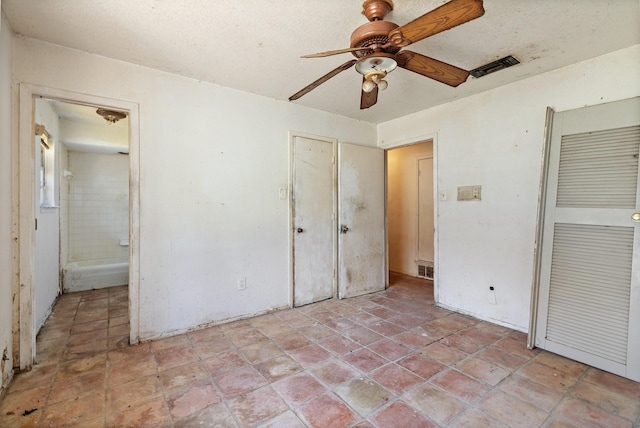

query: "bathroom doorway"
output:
51 100 130 295
16 84 140 369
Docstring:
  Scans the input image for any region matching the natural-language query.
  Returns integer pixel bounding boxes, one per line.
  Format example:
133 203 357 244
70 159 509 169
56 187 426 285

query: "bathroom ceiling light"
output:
96 108 127 124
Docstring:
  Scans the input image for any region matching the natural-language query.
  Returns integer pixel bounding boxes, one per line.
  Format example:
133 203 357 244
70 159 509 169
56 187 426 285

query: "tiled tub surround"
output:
62 151 129 291
1 274 639 427
66 151 128 263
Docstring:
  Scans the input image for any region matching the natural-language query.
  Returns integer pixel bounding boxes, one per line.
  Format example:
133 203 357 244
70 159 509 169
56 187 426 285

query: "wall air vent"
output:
470 55 520 78
417 261 434 280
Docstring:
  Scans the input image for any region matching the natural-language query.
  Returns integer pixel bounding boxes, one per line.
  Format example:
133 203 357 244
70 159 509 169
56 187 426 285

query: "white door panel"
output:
338 143 385 298
535 97 640 381
292 136 335 306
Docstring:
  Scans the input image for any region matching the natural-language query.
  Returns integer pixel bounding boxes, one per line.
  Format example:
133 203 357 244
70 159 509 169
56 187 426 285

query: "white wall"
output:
67 151 129 262
0 10 14 392
387 142 433 276
12 36 376 339
33 98 61 332
379 45 640 332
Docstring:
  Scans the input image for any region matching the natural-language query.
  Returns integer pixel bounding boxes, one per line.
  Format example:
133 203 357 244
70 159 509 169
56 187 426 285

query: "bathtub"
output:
63 258 129 292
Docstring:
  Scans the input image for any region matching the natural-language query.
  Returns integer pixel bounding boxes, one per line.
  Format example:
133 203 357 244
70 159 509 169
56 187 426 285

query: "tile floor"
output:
1 273 640 427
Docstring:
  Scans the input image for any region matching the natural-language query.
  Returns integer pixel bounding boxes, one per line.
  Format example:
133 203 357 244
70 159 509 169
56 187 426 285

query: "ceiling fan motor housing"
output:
350 20 400 58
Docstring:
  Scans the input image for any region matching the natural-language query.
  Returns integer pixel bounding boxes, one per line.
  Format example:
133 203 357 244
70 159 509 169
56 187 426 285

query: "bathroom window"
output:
36 124 56 208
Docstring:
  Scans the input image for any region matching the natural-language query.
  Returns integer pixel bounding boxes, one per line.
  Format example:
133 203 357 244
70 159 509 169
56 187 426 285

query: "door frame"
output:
528 107 555 348
288 132 337 307
15 84 141 370
380 132 439 295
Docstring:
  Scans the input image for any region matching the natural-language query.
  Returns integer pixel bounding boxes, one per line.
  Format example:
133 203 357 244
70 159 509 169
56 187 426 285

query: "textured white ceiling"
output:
3 0 639 124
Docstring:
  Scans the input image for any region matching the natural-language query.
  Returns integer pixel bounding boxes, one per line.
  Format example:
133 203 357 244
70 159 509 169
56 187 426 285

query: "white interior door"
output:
338 143 385 298
417 157 434 263
535 97 640 381
292 136 336 306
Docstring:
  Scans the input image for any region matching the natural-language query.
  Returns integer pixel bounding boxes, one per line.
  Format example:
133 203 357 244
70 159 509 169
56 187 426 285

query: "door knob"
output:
340 225 349 234
297 228 304 233
632 213 640 222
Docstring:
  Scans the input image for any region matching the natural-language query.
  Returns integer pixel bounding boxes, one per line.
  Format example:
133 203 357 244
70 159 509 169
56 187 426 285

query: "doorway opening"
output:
16 84 140 370
386 140 435 294
37 99 131 361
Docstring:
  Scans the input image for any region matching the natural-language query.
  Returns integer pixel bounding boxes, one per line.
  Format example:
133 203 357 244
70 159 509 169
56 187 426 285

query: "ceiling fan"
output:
289 0 485 109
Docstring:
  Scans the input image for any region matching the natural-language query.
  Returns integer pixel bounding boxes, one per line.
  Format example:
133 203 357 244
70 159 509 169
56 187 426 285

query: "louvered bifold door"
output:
536 98 640 382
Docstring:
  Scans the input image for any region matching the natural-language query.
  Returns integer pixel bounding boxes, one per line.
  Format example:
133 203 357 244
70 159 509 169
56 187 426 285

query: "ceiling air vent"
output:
470 55 520 78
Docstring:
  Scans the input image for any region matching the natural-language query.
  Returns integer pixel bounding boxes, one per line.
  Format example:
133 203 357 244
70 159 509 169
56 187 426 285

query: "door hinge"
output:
35 218 37 230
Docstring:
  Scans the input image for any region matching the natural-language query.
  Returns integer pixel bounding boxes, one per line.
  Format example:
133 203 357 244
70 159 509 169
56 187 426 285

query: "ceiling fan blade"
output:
289 60 357 101
301 47 373 58
389 0 484 47
396 50 469 87
360 79 379 109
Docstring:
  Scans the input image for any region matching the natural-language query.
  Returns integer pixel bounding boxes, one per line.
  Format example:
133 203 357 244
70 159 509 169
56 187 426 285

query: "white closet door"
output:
337 143 385 298
292 136 336 306
535 97 640 381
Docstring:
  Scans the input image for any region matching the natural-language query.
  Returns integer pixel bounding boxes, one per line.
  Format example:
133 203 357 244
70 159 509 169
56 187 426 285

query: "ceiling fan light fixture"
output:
362 79 377 93
362 70 389 92
355 53 397 75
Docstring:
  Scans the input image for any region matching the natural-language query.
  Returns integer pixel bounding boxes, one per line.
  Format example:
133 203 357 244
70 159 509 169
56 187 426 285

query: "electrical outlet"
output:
237 278 246 290
439 191 448 201
279 187 287 200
